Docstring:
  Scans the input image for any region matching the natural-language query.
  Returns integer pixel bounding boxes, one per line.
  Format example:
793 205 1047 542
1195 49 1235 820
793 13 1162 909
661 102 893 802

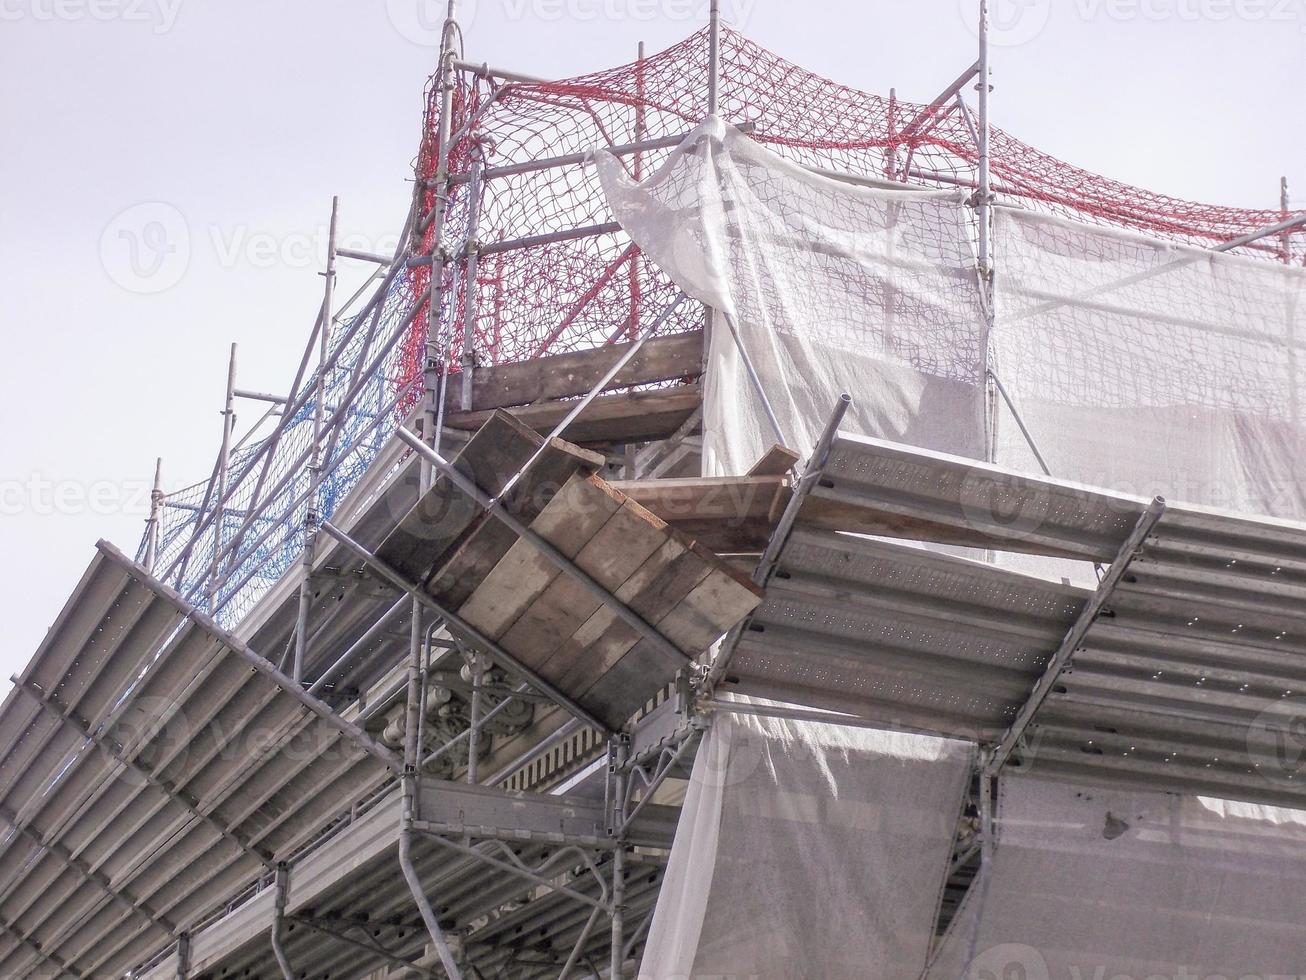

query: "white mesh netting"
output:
638 709 973 980
597 119 1306 524
596 117 988 477
928 775 1306 978
992 206 1306 518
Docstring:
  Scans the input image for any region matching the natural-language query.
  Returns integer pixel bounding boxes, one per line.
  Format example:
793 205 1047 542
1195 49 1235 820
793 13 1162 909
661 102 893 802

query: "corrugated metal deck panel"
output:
1027 500 1306 807
0 543 391 978
728 528 1089 740
137 782 677 980
808 432 1146 561
738 434 1306 809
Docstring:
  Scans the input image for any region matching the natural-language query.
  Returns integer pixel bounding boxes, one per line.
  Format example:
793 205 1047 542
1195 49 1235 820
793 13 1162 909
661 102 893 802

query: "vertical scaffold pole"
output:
628 40 645 343
976 0 998 465
609 735 630 980
293 195 339 682
397 10 466 979
424 0 460 480
1281 176 1291 264
144 456 164 573
459 162 483 412
208 343 237 611
707 0 720 116
976 0 992 279
702 2 722 473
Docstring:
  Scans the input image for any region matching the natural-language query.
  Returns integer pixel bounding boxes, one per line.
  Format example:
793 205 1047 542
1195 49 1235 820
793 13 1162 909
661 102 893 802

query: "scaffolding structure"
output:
6 2 1306 977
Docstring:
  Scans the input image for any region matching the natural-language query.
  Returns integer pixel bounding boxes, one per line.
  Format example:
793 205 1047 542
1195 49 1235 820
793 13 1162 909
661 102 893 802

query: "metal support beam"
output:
318 520 611 734
0 916 88 980
496 290 689 501
175 931 191 980
618 731 698 838
13 679 277 872
271 865 295 980
419 833 612 914
1215 211 1306 252
898 60 980 141
451 58 546 84
395 428 692 672
233 387 289 405
985 496 1167 774
307 594 410 696
290 915 430 975
101 541 405 774
399 826 465 980
0 799 177 938
607 735 630 980
144 456 164 572
707 0 720 115
705 393 851 690
209 342 238 609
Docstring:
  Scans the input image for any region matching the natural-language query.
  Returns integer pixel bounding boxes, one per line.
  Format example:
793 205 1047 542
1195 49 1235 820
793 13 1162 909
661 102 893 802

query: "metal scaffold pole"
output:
143 456 163 572
608 735 631 980
707 0 720 115
398 7 466 978
292 195 339 682
208 343 237 609
976 0 998 466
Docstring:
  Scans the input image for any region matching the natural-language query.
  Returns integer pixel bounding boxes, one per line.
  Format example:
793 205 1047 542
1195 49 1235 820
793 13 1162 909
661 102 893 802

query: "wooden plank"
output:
581 563 763 727
496 500 671 665
443 473 622 636
547 539 711 694
747 444 801 477
607 476 785 525
444 330 704 415
444 384 702 445
376 411 600 584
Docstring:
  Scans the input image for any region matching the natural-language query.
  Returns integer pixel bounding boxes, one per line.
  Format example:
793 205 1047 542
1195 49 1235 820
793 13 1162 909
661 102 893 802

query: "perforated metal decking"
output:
725 432 1306 810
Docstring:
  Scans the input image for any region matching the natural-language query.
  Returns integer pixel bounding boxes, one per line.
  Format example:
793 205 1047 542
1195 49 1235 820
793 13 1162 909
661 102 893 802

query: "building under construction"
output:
7 4 1306 977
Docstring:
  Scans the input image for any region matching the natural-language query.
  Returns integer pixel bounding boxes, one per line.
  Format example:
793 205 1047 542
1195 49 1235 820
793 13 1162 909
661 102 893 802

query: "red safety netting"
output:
399 26 1304 396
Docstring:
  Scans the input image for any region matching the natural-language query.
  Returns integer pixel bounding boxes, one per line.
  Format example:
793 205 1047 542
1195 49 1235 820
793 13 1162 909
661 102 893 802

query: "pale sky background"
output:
1 0 1303 683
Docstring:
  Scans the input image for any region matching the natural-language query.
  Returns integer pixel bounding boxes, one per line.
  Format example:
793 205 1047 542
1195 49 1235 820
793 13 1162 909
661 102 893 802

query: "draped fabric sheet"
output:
992 207 1306 520
928 775 1306 979
595 116 988 476
597 118 1306 527
638 710 974 980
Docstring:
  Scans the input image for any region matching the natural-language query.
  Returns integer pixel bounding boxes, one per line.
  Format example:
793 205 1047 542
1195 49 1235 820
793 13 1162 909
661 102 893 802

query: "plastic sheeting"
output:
928 774 1306 978
638 709 973 980
992 206 1306 520
597 118 1306 527
595 116 988 477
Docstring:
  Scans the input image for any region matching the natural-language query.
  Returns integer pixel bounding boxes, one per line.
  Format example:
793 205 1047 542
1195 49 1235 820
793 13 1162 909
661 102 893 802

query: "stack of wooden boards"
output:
377 412 763 730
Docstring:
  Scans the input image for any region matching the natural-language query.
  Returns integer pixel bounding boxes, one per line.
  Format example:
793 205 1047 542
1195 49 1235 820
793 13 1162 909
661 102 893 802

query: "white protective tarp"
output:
991 207 1306 519
597 117 1306 526
596 116 989 477
928 774 1306 979
639 709 973 980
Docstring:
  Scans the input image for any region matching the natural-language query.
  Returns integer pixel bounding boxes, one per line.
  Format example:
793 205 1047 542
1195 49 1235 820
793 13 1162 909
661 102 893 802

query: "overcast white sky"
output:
1 0 1303 682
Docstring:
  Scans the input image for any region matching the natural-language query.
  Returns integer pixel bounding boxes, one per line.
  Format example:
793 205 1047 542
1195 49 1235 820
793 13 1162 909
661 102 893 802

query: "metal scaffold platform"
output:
12 0 1306 976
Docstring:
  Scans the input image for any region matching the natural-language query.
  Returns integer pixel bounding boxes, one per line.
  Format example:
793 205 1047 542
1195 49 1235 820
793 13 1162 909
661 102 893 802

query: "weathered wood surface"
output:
443 330 703 415
443 384 702 446
424 459 763 729
376 410 602 586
